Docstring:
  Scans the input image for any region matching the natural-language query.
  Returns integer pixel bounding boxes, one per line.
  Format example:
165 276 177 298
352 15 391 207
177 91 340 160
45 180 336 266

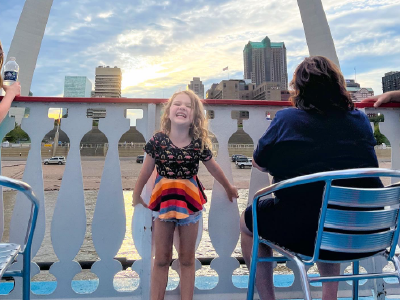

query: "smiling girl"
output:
132 90 238 300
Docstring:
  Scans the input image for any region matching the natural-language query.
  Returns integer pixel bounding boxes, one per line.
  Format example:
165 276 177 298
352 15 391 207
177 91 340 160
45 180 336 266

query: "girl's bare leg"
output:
151 219 175 300
177 221 199 300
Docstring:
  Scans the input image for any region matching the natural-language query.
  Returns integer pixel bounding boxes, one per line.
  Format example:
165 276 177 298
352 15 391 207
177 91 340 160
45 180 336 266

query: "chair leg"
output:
352 261 359 300
294 257 312 300
391 256 400 286
22 252 31 300
247 239 259 300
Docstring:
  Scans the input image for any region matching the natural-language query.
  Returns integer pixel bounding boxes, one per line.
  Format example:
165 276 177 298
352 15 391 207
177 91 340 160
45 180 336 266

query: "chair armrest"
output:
0 176 40 252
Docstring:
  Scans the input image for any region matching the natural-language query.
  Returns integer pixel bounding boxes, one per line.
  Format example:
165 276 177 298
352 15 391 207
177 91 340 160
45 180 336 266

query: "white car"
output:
43 156 66 165
235 157 253 169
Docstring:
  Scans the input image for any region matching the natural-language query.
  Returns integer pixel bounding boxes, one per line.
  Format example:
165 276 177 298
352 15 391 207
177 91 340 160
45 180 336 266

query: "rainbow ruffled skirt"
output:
148 175 207 219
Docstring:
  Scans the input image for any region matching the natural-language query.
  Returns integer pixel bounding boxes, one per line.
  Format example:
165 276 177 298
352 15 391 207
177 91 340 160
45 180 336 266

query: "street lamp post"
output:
52 108 62 157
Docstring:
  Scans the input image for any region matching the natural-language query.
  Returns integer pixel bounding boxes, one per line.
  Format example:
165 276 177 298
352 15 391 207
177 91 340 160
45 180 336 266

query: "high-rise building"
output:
206 79 256 100
252 82 281 100
382 71 400 93
187 77 204 99
206 79 281 101
94 66 122 98
345 79 360 88
64 76 92 97
243 36 288 90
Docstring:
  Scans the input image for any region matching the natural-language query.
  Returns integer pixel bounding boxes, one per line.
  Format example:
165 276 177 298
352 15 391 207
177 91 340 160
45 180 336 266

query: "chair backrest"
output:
313 173 400 261
252 168 400 263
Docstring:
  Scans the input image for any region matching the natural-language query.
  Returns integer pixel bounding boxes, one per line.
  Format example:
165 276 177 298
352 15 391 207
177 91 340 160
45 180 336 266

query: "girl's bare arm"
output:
132 155 155 207
203 158 238 202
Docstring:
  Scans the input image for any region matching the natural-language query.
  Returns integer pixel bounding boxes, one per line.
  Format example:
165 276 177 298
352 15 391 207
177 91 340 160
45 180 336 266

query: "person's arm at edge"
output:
132 154 155 208
362 91 400 107
203 158 238 202
0 82 21 124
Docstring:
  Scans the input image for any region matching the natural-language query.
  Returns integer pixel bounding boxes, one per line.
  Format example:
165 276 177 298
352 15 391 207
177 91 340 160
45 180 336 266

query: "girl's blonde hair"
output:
0 41 3 88
160 90 212 150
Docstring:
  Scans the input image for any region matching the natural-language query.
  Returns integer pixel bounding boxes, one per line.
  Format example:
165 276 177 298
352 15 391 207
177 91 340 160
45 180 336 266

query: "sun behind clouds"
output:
121 64 167 91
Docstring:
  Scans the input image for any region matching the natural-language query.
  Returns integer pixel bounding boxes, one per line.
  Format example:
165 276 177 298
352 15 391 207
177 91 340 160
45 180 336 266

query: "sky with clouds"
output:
1 0 400 99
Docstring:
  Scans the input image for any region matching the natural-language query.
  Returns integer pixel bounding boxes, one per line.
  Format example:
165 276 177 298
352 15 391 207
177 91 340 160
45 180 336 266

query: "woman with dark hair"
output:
240 56 383 300
0 40 21 124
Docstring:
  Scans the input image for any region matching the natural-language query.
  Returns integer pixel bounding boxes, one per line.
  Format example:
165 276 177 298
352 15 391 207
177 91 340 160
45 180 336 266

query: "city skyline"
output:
1 0 400 98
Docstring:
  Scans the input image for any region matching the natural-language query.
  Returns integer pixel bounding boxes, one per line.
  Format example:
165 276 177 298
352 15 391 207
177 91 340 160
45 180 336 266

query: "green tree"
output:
374 123 390 146
3 125 30 143
369 114 384 123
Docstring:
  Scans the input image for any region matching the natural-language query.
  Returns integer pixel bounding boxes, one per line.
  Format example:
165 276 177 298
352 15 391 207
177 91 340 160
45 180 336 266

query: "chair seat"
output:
0 243 21 277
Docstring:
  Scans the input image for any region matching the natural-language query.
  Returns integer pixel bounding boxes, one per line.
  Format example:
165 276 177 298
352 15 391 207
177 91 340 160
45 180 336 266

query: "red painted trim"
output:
5 96 168 104
2 96 293 106
355 102 400 108
203 99 292 106
1 96 400 108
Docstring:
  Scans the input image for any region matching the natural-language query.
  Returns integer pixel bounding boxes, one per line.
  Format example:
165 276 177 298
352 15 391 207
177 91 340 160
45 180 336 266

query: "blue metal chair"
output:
247 168 400 300
0 175 40 300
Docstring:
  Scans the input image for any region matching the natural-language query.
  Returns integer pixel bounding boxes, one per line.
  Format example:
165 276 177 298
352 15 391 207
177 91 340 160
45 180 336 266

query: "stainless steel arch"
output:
7 0 54 96
297 0 341 68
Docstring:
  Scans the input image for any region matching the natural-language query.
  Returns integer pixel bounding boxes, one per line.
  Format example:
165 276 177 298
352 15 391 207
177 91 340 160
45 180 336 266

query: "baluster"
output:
376 110 400 183
90 106 130 296
49 106 92 296
208 108 240 292
0 115 15 241
370 108 400 299
243 109 272 205
131 104 155 299
8 106 54 293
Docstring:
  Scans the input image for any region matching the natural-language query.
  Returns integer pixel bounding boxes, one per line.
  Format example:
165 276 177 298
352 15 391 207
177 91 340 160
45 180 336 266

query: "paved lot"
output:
1 157 393 191
1 157 255 191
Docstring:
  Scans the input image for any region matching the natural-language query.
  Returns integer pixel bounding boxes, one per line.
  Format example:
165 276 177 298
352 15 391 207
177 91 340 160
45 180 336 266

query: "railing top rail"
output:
355 101 400 108
2 96 400 108
7 96 292 106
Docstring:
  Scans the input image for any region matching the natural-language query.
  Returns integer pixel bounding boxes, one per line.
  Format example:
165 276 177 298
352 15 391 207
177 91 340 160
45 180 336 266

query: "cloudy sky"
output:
1 0 400 99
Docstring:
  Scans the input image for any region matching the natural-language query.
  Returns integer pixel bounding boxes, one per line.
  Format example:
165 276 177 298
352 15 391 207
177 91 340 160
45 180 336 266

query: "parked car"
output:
231 154 246 162
235 157 252 169
136 155 144 163
43 156 66 165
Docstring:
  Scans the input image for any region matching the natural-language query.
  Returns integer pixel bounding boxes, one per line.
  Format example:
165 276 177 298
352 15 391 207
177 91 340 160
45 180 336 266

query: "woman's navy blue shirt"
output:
254 107 381 190
247 107 383 258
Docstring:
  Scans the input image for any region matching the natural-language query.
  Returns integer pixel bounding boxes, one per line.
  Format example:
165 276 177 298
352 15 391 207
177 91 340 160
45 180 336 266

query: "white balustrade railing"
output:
0 97 399 299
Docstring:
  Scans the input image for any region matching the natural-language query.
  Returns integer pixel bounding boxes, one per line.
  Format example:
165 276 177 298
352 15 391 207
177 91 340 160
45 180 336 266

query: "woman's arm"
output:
132 155 156 207
203 158 238 202
0 82 21 124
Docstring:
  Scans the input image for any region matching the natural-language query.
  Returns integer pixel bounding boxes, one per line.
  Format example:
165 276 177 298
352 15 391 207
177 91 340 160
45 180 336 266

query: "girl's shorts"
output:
153 210 202 226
